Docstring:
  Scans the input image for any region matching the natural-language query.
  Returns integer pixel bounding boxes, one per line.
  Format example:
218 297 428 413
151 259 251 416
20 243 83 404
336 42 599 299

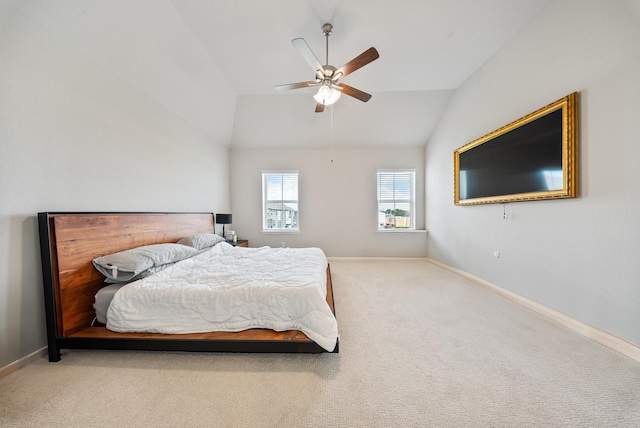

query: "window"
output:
377 169 415 230
262 171 299 231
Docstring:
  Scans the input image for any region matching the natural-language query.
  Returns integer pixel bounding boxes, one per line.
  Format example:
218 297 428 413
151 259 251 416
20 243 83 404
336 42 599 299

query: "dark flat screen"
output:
458 108 563 200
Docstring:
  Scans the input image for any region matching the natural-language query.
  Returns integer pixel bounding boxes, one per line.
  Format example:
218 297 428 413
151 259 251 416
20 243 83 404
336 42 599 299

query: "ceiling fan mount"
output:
321 23 333 37
274 23 379 113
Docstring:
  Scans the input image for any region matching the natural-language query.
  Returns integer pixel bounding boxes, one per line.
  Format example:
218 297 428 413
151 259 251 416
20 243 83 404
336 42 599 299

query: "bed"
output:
38 212 339 362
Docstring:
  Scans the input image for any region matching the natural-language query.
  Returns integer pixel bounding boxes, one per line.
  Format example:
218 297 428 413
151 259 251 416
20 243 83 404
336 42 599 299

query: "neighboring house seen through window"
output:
262 171 299 231
377 169 415 230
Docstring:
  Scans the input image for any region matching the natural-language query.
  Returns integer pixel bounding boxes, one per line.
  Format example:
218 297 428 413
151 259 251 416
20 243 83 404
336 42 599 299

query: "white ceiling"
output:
9 0 552 149
173 0 550 94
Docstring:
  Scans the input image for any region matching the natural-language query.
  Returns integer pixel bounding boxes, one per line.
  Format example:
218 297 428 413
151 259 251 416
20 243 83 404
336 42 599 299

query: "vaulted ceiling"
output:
6 0 551 149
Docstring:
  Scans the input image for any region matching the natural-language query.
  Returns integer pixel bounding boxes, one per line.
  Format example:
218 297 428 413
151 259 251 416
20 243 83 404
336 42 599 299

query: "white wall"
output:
231 148 427 257
230 91 453 150
425 0 640 346
0 6 234 368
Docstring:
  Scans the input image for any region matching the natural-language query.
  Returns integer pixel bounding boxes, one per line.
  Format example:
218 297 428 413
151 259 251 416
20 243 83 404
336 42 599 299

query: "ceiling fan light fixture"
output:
313 85 341 106
274 23 378 112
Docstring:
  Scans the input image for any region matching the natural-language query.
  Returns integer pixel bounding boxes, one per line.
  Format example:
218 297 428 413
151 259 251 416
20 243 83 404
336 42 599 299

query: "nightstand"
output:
229 239 248 247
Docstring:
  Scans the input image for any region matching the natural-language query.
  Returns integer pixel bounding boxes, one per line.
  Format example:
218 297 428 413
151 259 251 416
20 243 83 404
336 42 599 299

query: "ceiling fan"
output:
274 23 379 113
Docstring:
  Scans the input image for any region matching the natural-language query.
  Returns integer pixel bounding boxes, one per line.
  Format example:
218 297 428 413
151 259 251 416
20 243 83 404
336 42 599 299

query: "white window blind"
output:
262 171 299 230
377 170 415 230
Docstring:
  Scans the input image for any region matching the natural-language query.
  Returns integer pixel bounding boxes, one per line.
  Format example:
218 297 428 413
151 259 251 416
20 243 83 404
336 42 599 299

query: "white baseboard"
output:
328 257 430 262
426 258 640 363
0 347 48 379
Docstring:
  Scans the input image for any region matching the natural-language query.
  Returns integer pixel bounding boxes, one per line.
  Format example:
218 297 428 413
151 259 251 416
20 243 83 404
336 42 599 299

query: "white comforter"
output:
106 243 338 351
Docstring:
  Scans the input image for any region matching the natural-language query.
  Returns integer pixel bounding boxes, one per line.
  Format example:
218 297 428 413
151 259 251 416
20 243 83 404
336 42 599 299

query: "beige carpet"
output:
1 259 639 427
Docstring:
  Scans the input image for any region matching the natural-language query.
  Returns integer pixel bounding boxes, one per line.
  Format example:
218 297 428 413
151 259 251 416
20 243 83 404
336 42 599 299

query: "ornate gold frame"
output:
454 92 578 205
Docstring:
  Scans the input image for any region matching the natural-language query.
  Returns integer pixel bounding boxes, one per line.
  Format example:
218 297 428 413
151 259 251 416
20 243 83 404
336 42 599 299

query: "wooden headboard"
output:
38 212 215 337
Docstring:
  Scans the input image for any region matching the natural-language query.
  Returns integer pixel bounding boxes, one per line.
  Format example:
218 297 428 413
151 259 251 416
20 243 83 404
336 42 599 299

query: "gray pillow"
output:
177 233 225 251
92 243 197 282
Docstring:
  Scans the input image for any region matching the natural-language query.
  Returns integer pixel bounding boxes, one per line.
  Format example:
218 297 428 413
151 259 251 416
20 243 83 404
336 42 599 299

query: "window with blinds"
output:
377 170 415 230
262 171 299 231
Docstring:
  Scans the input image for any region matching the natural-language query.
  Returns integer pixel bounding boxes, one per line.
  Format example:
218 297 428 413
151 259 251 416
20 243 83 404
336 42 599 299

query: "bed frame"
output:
38 212 338 362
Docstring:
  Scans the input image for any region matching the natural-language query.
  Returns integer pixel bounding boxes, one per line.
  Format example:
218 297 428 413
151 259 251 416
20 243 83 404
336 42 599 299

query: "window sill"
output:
376 229 428 233
262 229 300 234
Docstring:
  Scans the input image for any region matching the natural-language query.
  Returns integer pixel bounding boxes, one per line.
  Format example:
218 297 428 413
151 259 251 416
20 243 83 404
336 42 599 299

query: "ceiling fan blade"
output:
334 47 379 80
315 102 325 113
292 38 325 77
274 81 319 91
337 83 372 102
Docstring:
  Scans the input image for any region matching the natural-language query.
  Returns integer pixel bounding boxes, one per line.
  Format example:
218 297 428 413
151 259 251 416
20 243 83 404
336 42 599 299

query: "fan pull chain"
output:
330 104 334 163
